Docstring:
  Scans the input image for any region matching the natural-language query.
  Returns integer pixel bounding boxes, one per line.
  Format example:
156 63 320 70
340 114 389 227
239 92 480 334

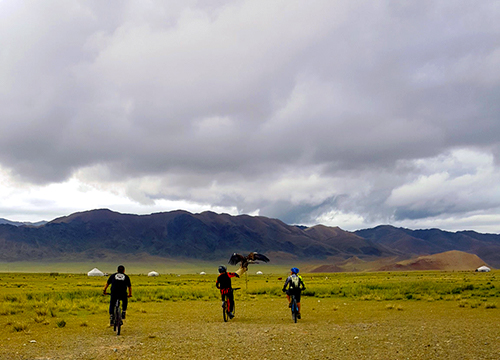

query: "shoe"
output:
298 313 301 319
122 311 126 319
228 312 234 319
288 303 292 308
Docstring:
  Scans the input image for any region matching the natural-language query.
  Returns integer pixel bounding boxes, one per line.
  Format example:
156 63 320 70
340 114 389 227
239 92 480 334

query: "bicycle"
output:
222 287 240 322
112 298 123 335
290 294 299 323
104 293 124 335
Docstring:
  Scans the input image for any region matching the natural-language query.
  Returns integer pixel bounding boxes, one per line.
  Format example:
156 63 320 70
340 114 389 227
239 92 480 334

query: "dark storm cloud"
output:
1 0 500 230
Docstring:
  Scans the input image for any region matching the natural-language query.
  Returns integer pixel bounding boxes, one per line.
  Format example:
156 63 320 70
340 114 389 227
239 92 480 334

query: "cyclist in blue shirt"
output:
282 267 306 318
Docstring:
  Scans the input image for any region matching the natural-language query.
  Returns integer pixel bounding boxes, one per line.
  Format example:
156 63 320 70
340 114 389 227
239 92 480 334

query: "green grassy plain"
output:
0 260 293 275
0 270 499 359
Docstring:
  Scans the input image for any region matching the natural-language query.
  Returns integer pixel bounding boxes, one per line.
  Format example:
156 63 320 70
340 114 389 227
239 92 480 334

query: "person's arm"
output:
103 275 113 294
126 276 132 297
228 272 239 278
282 277 290 292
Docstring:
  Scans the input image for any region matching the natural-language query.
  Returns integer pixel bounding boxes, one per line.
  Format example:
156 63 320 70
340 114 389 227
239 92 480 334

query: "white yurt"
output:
476 266 491 272
148 271 159 277
200 271 206 275
256 271 263 275
87 268 104 276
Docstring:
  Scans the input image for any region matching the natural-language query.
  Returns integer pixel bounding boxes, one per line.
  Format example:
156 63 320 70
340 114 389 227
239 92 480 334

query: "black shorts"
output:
109 294 128 314
286 290 301 303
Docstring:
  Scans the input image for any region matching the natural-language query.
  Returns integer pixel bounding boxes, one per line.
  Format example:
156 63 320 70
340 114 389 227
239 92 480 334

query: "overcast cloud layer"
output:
1 0 500 232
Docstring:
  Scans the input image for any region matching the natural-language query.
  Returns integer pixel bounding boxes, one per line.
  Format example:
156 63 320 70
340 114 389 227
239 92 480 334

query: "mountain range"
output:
0 209 498 268
0 218 47 227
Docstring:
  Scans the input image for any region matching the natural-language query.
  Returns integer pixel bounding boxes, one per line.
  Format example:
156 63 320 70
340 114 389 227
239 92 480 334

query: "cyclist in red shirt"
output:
216 265 239 319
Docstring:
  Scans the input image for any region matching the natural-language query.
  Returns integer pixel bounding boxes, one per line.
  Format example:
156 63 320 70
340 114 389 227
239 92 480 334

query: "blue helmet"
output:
291 267 299 274
218 265 227 273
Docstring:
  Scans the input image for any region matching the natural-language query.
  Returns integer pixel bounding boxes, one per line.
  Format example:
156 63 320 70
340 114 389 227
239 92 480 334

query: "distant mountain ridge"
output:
355 225 500 268
0 218 47 227
0 209 498 268
0 209 388 262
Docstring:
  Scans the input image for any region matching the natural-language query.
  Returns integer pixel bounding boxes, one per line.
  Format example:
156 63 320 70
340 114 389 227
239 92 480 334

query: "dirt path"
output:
2 299 499 359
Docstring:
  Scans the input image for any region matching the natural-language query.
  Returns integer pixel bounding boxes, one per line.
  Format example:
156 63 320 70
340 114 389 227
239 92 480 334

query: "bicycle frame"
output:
105 293 124 335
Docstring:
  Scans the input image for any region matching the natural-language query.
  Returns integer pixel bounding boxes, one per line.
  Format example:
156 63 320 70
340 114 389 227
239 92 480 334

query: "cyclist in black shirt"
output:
103 265 132 325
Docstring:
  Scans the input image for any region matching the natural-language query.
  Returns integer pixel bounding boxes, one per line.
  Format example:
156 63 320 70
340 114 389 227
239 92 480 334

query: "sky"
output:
1 0 500 233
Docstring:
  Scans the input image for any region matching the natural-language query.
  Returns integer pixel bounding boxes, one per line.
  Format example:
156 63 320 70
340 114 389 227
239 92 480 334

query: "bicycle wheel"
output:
291 297 298 323
113 306 118 331
116 316 122 335
115 303 122 335
116 308 123 335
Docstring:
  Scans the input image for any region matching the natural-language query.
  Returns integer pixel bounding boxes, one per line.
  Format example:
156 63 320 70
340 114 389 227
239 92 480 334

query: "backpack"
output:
290 274 300 289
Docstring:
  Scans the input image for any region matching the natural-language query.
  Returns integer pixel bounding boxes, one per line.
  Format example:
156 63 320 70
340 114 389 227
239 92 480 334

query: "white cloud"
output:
314 210 368 231
393 212 500 234
387 149 500 216
1 1 500 233
0 166 238 222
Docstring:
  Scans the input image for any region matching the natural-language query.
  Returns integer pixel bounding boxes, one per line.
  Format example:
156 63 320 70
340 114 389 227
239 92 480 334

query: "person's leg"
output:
121 296 128 318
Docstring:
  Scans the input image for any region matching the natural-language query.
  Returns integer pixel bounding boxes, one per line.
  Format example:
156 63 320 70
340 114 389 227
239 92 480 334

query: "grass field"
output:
0 259 293 275
0 270 499 359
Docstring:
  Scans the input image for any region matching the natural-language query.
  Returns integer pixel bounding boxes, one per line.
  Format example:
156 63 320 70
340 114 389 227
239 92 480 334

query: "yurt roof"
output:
87 268 104 276
477 265 491 271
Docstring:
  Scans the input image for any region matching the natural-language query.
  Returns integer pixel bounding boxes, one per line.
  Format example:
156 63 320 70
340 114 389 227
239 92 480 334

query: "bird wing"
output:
247 252 270 263
228 253 246 265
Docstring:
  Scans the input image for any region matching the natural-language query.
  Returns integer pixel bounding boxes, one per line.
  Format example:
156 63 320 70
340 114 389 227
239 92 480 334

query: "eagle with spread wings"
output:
229 252 270 276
